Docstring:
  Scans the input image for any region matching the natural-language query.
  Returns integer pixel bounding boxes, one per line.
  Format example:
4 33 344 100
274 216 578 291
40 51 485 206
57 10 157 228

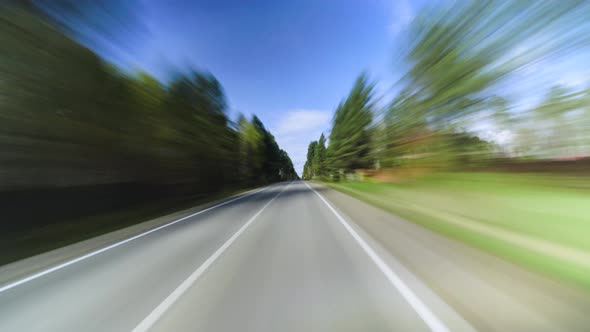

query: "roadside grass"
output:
322 173 590 289
0 186 254 266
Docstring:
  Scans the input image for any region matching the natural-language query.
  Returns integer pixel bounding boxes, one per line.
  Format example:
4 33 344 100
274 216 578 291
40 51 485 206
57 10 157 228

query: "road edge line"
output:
0 184 273 293
131 181 291 332
304 181 450 332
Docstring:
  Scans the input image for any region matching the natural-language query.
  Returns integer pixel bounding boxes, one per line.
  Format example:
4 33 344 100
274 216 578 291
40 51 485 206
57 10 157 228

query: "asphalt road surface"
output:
0 181 587 331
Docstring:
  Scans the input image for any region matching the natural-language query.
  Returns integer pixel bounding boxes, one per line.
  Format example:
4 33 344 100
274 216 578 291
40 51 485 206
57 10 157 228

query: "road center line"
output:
0 185 273 293
304 181 450 332
131 182 291 332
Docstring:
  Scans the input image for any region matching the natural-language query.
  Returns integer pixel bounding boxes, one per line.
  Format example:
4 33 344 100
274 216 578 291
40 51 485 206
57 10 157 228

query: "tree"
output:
532 85 584 157
302 162 310 180
278 149 297 180
312 134 327 178
380 1 590 168
237 115 264 184
304 141 317 179
327 74 374 174
0 3 296 191
0 1 299 241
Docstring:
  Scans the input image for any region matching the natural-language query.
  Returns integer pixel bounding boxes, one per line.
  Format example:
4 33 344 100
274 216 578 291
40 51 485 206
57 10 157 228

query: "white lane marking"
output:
304 182 450 332
131 182 291 332
0 185 273 293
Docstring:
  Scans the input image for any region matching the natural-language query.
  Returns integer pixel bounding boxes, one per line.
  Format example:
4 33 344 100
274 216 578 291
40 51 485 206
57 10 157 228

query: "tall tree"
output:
278 149 297 180
0 2 299 240
532 85 584 157
327 74 374 173
304 141 318 179
237 115 264 184
313 133 327 178
381 1 590 167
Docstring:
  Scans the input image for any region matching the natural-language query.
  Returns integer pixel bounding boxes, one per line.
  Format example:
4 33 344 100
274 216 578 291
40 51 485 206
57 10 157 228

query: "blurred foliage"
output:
303 74 374 180
328 74 374 172
312 133 326 178
305 1 590 180
303 134 327 180
302 141 316 180
0 4 296 233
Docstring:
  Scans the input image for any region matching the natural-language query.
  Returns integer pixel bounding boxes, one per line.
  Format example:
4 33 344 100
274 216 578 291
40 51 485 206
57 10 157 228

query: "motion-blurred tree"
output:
532 85 585 157
382 0 590 167
0 2 297 217
312 134 327 178
303 141 317 180
327 74 374 175
237 116 264 184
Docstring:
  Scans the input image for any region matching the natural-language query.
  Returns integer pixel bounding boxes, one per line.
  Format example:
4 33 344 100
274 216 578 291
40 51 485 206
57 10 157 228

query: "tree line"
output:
0 4 296 233
303 1 590 181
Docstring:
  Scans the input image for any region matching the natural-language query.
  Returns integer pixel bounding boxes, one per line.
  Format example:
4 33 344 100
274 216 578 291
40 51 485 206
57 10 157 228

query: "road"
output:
0 181 588 331
0 181 470 331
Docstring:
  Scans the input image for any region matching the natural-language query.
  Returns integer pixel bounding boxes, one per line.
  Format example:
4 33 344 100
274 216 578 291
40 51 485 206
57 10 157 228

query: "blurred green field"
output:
323 173 590 289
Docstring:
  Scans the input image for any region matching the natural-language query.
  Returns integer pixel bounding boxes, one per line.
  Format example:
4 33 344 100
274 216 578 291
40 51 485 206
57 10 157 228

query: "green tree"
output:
327 74 374 175
278 149 297 180
304 141 317 179
382 1 590 168
237 115 264 184
0 2 299 245
313 133 327 178
533 85 585 157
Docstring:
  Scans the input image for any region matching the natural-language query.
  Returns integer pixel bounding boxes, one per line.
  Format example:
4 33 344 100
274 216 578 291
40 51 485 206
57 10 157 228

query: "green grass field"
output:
324 173 590 289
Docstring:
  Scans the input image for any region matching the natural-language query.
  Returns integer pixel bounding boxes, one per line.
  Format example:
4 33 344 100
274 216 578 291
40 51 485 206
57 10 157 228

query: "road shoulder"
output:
0 185 270 288
309 181 590 331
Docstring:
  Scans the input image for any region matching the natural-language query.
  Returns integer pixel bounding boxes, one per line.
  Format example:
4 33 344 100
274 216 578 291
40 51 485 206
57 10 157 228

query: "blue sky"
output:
54 0 589 174
65 0 424 174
